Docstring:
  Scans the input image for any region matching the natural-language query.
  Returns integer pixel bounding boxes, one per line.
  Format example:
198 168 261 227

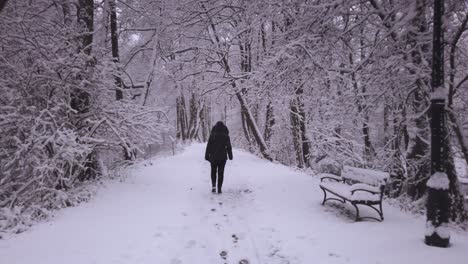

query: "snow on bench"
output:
318 166 390 221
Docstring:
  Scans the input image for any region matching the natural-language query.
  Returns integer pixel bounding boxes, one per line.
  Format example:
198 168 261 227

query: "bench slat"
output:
318 173 343 181
319 182 380 202
349 183 381 193
342 166 389 186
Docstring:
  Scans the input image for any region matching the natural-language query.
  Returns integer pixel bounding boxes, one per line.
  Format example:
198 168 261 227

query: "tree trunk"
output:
447 112 468 164
109 0 123 100
290 99 304 168
200 2 271 160
447 14 468 166
0 0 8 13
188 93 199 139
241 110 253 150
199 102 211 142
405 0 431 200
264 102 275 147
176 94 188 141
77 0 94 56
74 0 99 178
236 91 272 161
72 0 94 114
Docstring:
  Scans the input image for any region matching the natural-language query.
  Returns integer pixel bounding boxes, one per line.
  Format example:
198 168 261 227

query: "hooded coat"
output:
205 122 233 161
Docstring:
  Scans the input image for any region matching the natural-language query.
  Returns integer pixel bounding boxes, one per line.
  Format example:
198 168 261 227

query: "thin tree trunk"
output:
0 0 8 13
264 102 275 147
176 94 188 141
188 93 199 139
241 110 253 150
447 111 468 164
77 0 94 56
200 103 210 142
236 91 272 160
447 13 468 165
200 2 271 160
109 0 123 100
448 13 468 108
75 0 98 179
296 85 311 167
290 99 304 168
405 0 431 199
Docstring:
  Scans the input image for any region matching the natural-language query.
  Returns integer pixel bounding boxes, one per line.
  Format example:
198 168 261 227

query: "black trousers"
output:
210 160 226 190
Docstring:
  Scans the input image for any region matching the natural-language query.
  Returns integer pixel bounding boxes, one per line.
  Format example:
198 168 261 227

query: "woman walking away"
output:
205 121 233 194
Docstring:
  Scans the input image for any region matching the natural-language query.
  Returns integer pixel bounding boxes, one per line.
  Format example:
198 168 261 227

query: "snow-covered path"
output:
1 144 468 264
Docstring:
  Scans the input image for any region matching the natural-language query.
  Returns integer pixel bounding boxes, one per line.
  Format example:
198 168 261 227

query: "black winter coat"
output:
205 122 233 161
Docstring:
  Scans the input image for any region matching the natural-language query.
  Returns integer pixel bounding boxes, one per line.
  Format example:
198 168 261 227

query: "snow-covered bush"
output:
317 158 342 175
0 1 170 233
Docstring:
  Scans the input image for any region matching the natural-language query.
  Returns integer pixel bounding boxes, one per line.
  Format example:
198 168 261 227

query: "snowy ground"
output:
1 144 468 264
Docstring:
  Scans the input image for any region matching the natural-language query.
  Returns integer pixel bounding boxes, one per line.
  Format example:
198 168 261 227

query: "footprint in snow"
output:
170 258 182 264
211 208 216 212
220 250 228 260
239 259 249 264
185 240 196 248
232 234 239 243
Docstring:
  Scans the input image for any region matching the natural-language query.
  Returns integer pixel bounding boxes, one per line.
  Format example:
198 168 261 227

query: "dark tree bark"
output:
71 0 94 115
404 0 431 200
299 107 311 168
447 14 468 166
187 93 200 139
264 102 275 147
236 91 272 161
349 52 374 160
74 0 101 178
0 0 8 14
61 1 72 26
296 86 311 168
358 20 374 160
241 110 253 149
199 102 211 142
290 99 304 168
176 98 181 140
77 0 94 56
289 82 311 168
239 29 258 150
425 0 450 248
176 94 188 141
109 0 123 100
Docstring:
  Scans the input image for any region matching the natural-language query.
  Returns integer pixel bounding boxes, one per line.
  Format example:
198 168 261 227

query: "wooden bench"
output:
319 166 389 221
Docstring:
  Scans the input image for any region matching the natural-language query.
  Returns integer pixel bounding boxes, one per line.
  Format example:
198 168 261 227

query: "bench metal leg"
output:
352 203 360 221
320 187 345 205
352 203 384 222
379 201 384 221
320 188 385 222
363 205 383 222
320 187 327 205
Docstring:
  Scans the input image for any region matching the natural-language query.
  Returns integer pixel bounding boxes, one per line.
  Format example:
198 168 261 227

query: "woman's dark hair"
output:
211 121 229 135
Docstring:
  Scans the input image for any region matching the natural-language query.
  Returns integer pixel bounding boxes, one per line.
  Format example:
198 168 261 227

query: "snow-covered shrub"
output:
0 1 170 233
317 157 342 175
